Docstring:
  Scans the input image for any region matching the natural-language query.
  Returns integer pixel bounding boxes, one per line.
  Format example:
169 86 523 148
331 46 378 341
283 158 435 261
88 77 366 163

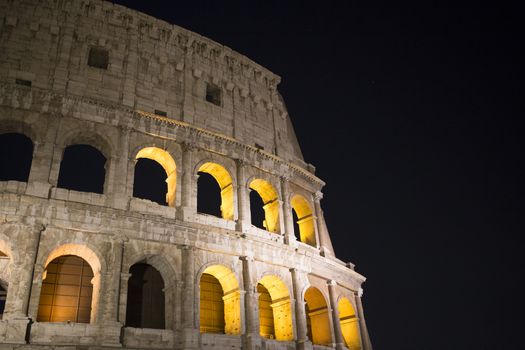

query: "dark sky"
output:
111 2 523 349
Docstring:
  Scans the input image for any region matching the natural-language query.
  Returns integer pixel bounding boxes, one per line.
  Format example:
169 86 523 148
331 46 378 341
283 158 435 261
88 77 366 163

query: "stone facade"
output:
0 1 372 349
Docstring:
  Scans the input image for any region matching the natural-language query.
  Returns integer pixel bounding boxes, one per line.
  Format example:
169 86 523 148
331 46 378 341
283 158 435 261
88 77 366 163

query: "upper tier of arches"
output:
0 129 330 251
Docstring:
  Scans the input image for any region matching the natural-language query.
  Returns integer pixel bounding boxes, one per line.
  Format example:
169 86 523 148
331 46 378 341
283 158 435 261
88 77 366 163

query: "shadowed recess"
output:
197 172 222 217
133 158 167 205
57 144 106 194
0 133 33 182
126 263 165 329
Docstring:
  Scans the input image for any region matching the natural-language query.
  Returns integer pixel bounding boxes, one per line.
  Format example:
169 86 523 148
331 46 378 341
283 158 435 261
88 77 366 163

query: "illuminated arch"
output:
199 265 241 335
291 195 316 247
37 244 102 324
135 147 177 206
339 297 361 349
304 286 332 346
257 275 293 341
249 178 280 233
197 162 234 220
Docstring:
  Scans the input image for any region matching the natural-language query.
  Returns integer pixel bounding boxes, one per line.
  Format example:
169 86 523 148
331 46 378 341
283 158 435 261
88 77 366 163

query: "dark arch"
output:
37 255 94 323
197 172 222 217
250 190 266 230
126 263 165 329
133 158 167 205
0 133 33 182
292 209 301 241
57 144 106 194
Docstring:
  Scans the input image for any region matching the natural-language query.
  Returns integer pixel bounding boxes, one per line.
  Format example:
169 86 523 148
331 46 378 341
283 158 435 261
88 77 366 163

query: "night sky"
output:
102 2 523 348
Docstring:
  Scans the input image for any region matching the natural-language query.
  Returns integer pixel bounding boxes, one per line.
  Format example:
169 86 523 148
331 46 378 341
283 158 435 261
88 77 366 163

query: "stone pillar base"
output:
242 333 261 350
179 328 200 349
236 220 252 234
0 317 30 344
99 321 123 347
296 339 313 350
177 206 195 222
335 342 348 350
25 181 51 198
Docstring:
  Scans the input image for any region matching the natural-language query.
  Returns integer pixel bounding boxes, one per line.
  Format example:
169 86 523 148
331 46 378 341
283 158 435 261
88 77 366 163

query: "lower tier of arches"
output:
0 221 371 350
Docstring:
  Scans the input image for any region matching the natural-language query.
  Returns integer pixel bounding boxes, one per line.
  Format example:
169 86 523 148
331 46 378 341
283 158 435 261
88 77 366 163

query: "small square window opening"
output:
88 47 109 69
206 83 221 106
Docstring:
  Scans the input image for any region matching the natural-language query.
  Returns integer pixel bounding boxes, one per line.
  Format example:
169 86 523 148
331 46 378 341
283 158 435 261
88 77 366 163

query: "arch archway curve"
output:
57 128 114 161
245 175 280 199
193 159 236 188
35 241 105 324
195 261 240 293
194 159 236 220
131 145 179 207
129 142 181 166
39 243 103 275
124 251 179 286
0 118 40 144
256 271 292 299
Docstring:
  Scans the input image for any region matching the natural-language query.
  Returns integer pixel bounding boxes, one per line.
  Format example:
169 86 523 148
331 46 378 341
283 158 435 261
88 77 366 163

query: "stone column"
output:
180 245 199 348
240 256 261 350
327 280 346 350
313 191 335 256
110 126 130 210
0 224 43 343
236 159 251 232
25 140 53 198
179 142 196 221
118 272 132 324
290 268 312 350
280 176 296 246
356 288 373 350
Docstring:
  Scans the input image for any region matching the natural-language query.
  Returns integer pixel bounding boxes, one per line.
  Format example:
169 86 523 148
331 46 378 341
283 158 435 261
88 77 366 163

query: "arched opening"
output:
258 283 274 339
134 147 177 207
197 162 234 220
37 255 94 323
133 158 167 205
257 275 293 341
249 179 280 233
57 144 106 194
0 133 33 182
339 297 361 350
197 172 222 217
126 263 165 329
199 265 241 335
304 287 332 346
291 195 316 247
0 250 9 320
250 190 266 229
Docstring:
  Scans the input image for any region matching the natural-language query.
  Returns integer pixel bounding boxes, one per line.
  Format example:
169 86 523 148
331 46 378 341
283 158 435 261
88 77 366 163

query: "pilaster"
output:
356 288 373 350
280 176 297 246
327 280 346 350
240 256 262 350
290 268 313 350
236 159 251 232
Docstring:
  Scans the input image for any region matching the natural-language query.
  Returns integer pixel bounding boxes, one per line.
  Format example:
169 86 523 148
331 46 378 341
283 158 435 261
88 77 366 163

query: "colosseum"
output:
0 1 372 349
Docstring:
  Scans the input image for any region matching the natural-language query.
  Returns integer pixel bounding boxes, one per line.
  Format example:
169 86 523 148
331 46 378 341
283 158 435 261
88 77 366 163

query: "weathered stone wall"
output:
0 0 305 168
0 1 372 349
